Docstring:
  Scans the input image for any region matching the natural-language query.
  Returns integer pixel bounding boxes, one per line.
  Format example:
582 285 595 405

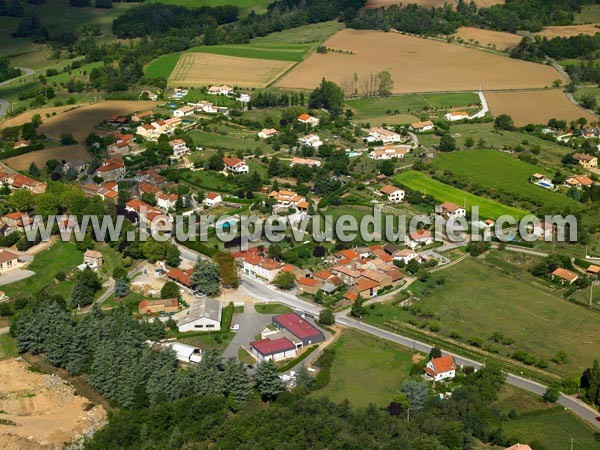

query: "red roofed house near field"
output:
250 337 297 362
272 313 324 345
223 157 249 174
167 268 194 289
424 355 457 381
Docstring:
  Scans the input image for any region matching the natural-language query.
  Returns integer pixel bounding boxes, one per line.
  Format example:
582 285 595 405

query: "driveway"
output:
222 302 274 360
0 269 34 286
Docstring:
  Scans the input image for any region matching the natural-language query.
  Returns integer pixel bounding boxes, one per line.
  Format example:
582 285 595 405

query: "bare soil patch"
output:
535 24 600 38
169 53 294 88
276 29 560 93
485 89 597 126
365 0 503 8
3 145 91 169
451 26 522 51
37 100 158 142
0 358 106 450
0 105 78 129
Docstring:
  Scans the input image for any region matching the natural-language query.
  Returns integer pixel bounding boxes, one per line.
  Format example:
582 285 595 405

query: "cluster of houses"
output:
532 172 595 191
136 117 182 141
0 172 47 194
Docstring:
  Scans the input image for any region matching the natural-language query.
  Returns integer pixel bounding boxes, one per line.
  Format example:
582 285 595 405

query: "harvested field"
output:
451 26 522 51
0 105 78 129
365 0 503 7
3 145 91 169
35 100 158 142
169 52 294 88
535 24 600 39
485 89 597 126
0 358 106 450
276 29 560 93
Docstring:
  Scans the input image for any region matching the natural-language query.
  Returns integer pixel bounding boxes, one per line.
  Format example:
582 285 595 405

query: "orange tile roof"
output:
430 355 456 374
551 267 578 282
298 277 319 287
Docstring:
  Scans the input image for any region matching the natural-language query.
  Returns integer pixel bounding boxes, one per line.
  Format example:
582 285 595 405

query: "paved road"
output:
0 269 34 286
222 303 274 360
0 67 34 118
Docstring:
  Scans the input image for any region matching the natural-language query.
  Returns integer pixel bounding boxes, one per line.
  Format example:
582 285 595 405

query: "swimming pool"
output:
347 152 361 157
536 180 554 189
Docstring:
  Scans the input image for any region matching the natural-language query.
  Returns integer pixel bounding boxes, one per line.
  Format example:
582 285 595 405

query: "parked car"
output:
230 323 240 331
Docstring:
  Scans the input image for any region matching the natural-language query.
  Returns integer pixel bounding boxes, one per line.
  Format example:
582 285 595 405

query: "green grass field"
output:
312 328 416 407
574 4 600 23
574 86 600 105
3 241 83 301
365 252 600 377
346 92 480 120
251 21 344 46
431 150 581 213
394 170 529 219
0 334 18 360
187 43 311 62
188 129 271 152
254 303 293 314
144 52 182 79
180 170 238 192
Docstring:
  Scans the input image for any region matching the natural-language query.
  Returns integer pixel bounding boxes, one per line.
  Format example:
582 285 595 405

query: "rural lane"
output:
0 67 35 118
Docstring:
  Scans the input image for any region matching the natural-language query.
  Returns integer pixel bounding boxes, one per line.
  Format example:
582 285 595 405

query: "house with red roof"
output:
96 161 125 181
297 277 322 295
272 313 324 345
250 337 297 362
404 229 433 249
167 268 194 289
139 298 179 316
223 157 249 174
297 113 319 127
240 252 282 282
204 192 222 207
0 249 20 273
424 355 457 381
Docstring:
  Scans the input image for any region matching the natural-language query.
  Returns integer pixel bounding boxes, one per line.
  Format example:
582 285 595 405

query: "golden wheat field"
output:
535 24 600 38
276 29 561 94
486 89 597 126
168 53 294 88
451 27 522 51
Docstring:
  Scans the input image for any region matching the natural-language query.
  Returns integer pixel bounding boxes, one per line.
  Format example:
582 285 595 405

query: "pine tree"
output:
190 259 220 296
188 351 224 397
114 278 130 298
7 0 23 17
28 162 40 177
0 0 7 16
254 360 285 401
223 358 251 405
295 364 312 392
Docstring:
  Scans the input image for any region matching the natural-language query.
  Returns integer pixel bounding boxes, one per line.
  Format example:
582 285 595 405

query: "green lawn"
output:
502 409 599 449
312 328 416 407
176 331 236 354
394 170 529 219
574 4 600 23
187 43 311 62
0 334 18 360
431 150 581 213
574 86 600 105
188 129 271 152
364 253 600 377
251 21 344 46
180 170 238 193
3 241 83 301
144 52 182 79
102 290 146 312
254 303 293 314
346 92 480 120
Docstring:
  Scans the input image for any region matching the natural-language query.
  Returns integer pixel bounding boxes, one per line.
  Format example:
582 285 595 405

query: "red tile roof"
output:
273 313 322 340
0 250 18 264
251 337 296 356
167 268 193 287
298 277 319 287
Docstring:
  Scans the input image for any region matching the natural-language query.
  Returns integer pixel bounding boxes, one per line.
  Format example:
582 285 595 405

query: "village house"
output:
82 182 118 202
96 161 125 182
410 120 434 132
0 249 20 273
379 185 405 203
64 159 88 174
223 157 249 175
178 299 222 332
573 153 598 169
331 264 363 286
173 105 195 118
250 337 297 362
393 249 419 265
13 139 30 149
169 139 191 158
138 181 162 197
204 192 222 207
366 127 402 144
437 201 466 220
360 269 392 288
239 252 283 282
157 193 178 211
445 111 469 122
551 267 579 285
83 249 104 270
238 93 251 103
2 212 32 232
531 221 554 241
138 298 179 316
290 157 321 168
424 355 457 381
404 229 433 249
258 128 278 139
126 198 173 233
269 190 306 209
2 174 47 194
131 110 154 122
298 134 323 148
298 113 319 127
504 444 533 450
351 278 381 298
136 170 167 186
297 277 322 295
565 174 593 189
208 85 234 96
587 264 600 277
166 267 194 290
369 145 408 160
108 114 128 126
107 140 132 155
273 313 324 345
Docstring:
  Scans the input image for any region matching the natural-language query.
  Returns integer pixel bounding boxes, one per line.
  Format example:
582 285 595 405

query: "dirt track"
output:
451 27 522 51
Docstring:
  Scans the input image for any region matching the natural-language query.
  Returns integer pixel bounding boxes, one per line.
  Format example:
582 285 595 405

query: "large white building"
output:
178 299 222 332
250 337 297 362
367 127 402 144
298 134 322 149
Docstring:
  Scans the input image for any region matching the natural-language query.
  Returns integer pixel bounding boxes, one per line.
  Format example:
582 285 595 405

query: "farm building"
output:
410 120 434 132
166 342 202 364
138 298 179 315
178 299 223 332
424 355 457 381
445 111 469 121
272 313 324 346
250 337 297 362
